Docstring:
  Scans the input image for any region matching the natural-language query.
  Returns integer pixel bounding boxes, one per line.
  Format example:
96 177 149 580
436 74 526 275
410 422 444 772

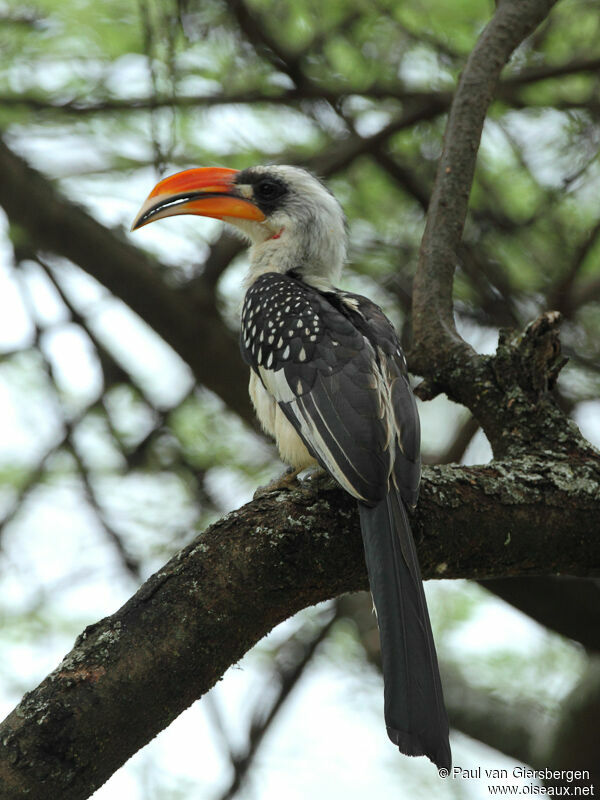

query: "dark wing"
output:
328 288 421 506
240 272 420 507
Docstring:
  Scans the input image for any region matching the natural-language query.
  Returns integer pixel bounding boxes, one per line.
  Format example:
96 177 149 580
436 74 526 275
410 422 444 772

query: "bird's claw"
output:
253 466 302 499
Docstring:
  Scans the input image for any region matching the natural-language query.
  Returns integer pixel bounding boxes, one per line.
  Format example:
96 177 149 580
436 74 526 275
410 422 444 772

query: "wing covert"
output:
240 272 420 506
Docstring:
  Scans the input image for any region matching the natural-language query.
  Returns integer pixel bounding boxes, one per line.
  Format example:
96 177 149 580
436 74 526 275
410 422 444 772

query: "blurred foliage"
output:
0 0 599 796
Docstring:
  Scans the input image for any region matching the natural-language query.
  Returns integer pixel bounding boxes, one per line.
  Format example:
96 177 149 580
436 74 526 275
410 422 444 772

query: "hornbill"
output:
132 165 451 770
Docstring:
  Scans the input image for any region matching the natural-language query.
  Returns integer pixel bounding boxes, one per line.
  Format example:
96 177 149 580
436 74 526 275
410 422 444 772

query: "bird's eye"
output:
254 179 285 202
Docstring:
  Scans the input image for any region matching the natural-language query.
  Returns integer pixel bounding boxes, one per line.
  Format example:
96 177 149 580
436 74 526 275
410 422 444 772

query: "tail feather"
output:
358 488 451 770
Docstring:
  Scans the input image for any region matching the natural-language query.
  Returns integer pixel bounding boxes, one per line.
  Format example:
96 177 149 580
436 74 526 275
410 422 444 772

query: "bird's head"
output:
131 165 346 287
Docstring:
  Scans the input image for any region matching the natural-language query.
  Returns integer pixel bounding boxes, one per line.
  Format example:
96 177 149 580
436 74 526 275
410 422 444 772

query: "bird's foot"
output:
253 466 303 499
302 467 333 490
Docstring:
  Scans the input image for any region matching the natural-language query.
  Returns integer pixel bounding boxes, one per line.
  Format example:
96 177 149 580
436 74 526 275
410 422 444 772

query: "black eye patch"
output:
236 170 288 214
254 178 286 201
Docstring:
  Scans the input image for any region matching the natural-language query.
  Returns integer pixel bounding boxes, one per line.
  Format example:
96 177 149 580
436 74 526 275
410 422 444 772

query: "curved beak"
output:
131 167 265 231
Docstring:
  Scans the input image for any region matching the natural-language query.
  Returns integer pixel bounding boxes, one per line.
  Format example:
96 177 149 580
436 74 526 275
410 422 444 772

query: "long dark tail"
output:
358 488 451 770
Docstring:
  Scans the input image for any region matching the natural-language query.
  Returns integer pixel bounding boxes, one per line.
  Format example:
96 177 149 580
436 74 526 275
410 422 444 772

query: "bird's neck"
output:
242 226 344 290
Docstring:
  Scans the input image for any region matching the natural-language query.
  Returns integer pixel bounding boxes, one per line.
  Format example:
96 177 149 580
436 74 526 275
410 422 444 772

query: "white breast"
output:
248 370 317 471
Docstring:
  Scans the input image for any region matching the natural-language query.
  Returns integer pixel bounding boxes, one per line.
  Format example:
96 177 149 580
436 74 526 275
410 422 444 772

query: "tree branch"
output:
401 2 598 466
503 55 600 86
4 51 600 117
411 0 559 375
225 0 306 87
1 451 599 799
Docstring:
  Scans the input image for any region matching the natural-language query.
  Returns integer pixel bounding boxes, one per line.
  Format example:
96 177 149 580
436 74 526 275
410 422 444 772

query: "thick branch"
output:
1 454 598 799
412 0 558 374
414 310 591 460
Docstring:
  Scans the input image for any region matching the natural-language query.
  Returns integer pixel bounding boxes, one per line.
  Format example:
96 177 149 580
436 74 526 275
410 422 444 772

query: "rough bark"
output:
0 456 599 800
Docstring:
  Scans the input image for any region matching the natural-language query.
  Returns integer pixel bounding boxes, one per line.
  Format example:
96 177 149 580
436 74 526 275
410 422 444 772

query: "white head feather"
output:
225 165 347 290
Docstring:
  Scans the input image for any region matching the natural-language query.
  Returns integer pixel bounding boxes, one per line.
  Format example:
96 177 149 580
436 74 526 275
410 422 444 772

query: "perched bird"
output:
132 165 451 770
